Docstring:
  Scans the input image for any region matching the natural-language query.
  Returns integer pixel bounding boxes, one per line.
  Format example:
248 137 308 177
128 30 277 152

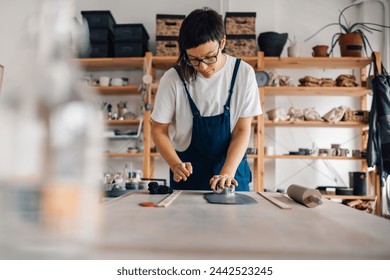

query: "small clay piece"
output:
148 181 173 194
139 201 156 207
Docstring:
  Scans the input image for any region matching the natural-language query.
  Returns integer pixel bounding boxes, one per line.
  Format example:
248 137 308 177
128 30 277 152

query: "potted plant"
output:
305 2 390 57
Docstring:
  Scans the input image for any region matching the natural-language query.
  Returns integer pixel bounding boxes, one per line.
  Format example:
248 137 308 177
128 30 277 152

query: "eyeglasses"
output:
184 46 220 67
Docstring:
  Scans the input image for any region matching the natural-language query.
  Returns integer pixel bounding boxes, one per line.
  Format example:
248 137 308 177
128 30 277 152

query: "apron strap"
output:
225 59 241 110
173 65 200 116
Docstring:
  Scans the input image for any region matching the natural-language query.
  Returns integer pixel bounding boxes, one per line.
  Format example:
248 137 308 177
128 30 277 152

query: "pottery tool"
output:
287 184 323 208
155 190 182 207
257 192 292 209
139 190 182 207
204 188 257 205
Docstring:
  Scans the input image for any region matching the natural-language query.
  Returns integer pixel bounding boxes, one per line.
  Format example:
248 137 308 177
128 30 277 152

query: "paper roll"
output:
287 184 323 208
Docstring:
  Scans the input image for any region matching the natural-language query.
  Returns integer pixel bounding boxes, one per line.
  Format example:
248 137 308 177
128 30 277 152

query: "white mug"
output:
99 76 110 86
264 146 274 155
287 44 301 57
111 77 124 86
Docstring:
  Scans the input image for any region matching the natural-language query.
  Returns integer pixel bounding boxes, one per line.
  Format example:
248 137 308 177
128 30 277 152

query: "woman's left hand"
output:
210 174 238 192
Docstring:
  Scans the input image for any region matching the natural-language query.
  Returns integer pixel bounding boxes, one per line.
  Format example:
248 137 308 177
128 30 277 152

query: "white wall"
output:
0 0 389 190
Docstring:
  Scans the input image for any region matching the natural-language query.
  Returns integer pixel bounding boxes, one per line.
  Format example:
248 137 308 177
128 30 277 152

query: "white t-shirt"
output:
151 54 262 152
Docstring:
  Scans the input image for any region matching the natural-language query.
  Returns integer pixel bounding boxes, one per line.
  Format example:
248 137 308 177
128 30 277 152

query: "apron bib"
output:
170 59 251 191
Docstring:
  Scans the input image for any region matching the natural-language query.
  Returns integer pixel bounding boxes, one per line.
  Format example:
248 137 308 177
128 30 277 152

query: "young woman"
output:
151 7 261 192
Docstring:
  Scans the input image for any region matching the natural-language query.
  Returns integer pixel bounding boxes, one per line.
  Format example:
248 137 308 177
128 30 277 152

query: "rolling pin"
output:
287 184 323 208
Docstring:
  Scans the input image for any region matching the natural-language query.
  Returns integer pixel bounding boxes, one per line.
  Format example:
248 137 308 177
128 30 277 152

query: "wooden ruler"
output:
156 190 182 207
258 192 292 210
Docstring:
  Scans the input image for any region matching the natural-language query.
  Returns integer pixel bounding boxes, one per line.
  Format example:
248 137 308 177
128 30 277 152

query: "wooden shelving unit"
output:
105 119 142 125
264 86 371 96
77 57 144 70
257 51 381 215
78 53 154 178
93 85 141 95
264 120 368 127
322 194 376 200
261 56 372 69
103 152 143 157
264 155 366 160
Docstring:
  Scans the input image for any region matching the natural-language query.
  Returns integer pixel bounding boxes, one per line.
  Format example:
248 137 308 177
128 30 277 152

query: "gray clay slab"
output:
204 192 258 204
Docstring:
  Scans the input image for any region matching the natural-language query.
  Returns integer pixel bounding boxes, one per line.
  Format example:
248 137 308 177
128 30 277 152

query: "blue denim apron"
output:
170 59 251 191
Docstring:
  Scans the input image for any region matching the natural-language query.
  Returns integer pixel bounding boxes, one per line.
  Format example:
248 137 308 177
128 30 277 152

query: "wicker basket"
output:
342 110 369 122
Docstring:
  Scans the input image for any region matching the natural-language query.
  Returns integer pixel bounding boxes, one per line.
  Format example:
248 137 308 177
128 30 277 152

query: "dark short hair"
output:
176 7 225 83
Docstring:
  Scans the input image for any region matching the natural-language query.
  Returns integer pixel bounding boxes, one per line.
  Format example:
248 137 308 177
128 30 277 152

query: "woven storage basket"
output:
342 110 369 122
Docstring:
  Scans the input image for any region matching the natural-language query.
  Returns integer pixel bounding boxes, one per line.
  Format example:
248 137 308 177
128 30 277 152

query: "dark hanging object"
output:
367 52 390 215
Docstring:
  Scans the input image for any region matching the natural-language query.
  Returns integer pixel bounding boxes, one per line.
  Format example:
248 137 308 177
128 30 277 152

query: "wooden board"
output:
156 190 182 207
258 192 292 209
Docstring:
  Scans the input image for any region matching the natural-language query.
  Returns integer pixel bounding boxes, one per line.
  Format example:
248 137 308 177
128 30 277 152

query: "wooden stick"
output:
258 192 292 209
156 190 182 207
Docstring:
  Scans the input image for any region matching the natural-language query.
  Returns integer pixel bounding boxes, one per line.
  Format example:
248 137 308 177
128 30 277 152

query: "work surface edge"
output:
95 191 390 260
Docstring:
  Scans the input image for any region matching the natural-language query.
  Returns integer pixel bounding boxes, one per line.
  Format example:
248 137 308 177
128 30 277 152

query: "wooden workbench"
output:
94 191 390 259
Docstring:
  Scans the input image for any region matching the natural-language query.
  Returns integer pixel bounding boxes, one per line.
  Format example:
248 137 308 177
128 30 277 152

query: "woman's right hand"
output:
209 174 238 192
172 162 193 182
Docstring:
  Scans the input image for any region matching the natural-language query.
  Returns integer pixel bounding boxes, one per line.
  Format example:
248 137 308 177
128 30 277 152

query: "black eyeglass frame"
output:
184 45 220 67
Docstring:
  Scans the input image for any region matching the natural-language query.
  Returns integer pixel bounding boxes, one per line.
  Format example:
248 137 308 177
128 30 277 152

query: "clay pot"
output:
338 32 363 57
312 45 329 57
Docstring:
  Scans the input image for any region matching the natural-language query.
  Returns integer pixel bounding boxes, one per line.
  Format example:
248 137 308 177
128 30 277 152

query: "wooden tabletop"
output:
95 191 390 260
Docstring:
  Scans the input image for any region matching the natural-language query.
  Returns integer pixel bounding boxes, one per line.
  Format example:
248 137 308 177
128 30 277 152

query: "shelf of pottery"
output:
78 54 154 182
256 51 381 215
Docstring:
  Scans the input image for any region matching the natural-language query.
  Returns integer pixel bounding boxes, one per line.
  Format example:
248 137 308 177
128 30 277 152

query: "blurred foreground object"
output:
0 64 3 94
0 0 104 259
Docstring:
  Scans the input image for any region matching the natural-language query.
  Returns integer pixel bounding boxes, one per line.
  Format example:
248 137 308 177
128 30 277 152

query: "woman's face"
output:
185 38 226 78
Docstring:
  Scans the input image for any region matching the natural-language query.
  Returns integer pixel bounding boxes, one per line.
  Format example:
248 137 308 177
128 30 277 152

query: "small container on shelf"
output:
225 35 257 57
127 147 139 154
113 41 148 57
225 12 256 35
89 28 115 43
155 36 180 56
81 10 116 31
342 110 369 122
89 41 114 58
113 24 149 42
156 14 185 36
112 24 149 57
335 187 354 195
